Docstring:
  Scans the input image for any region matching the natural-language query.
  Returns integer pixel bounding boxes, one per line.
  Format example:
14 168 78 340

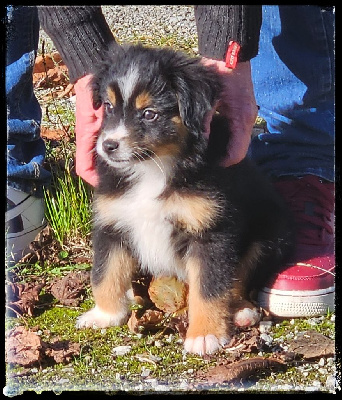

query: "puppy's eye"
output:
104 101 114 113
142 109 158 121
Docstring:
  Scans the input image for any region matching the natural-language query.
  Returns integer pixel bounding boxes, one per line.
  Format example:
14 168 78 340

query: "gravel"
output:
101 5 197 43
39 6 198 53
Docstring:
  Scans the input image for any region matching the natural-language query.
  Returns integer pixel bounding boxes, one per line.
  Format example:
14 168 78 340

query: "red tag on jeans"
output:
225 41 241 69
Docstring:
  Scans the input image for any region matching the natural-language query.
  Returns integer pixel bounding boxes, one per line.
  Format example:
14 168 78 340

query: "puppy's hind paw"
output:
184 334 229 355
233 307 260 327
76 306 129 329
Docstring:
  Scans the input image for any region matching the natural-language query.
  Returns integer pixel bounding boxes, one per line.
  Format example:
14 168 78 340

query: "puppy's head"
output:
92 44 221 173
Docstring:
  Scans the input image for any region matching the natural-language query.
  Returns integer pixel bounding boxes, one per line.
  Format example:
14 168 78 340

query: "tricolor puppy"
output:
76 44 293 355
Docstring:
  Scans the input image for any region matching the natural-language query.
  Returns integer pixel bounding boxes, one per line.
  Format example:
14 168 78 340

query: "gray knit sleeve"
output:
38 6 117 83
194 5 262 63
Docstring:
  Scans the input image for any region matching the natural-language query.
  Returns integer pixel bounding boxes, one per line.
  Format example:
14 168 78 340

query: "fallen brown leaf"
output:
127 309 165 334
40 127 69 141
288 330 335 360
166 311 189 340
6 326 82 367
6 281 45 316
42 338 81 364
33 51 70 95
205 357 287 384
49 271 90 307
5 326 42 367
33 65 69 89
33 52 64 73
224 327 263 354
148 276 188 313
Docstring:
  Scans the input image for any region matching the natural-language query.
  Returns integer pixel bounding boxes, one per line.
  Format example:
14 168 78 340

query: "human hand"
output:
202 59 258 167
74 75 103 187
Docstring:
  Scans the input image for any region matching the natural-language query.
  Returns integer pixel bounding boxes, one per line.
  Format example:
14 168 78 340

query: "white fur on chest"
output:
96 162 185 279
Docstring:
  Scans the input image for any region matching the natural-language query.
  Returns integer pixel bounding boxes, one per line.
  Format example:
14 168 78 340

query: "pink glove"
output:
201 59 258 167
74 75 103 187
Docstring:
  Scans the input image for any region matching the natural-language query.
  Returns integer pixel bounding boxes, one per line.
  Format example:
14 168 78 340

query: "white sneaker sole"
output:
6 188 46 265
258 286 335 318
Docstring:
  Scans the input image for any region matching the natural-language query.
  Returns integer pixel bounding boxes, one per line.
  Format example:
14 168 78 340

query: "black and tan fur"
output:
76 44 294 355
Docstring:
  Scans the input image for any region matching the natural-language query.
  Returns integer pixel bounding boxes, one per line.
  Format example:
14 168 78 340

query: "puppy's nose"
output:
102 139 120 154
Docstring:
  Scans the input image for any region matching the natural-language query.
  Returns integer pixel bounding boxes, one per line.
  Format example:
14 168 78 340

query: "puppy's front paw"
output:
76 306 129 329
184 334 229 355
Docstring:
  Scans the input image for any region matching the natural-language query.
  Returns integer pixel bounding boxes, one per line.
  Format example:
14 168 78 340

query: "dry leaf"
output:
40 127 69 141
33 52 64 73
33 51 69 93
166 311 189 339
224 327 263 354
148 276 188 313
6 281 45 316
6 326 81 367
49 271 90 307
288 330 335 360
127 309 165 334
5 326 42 367
33 65 69 88
206 357 287 384
42 338 81 364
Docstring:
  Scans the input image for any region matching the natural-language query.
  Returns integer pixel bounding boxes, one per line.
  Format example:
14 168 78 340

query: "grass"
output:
5 300 336 395
124 32 198 56
43 158 93 246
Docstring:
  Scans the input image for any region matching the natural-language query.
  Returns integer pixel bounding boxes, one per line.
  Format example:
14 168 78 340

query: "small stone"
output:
318 357 325 367
111 345 132 356
141 368 151 377
57 378 69 384
325 374 336 391
62 367 74 373
259 320 273 333
260 333 273 344
166 334 173 343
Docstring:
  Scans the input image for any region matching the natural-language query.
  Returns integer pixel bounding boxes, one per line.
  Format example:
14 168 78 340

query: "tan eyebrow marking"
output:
135 91 152 109
106 87 117 107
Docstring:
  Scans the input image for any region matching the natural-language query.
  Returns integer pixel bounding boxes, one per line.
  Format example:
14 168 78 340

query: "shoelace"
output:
274 176 334 246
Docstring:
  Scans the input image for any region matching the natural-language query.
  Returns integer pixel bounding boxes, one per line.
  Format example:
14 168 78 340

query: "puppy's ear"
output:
89 42 122 110
89 74 103 110
171 56 221 136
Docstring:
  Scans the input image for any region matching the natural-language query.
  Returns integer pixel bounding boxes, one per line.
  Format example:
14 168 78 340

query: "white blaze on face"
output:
118 65 139 105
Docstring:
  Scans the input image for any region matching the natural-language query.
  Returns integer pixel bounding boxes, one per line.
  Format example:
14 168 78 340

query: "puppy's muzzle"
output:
102 139 120 155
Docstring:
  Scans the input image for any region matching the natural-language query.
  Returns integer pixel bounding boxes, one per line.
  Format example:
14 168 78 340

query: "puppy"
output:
76 44 294 355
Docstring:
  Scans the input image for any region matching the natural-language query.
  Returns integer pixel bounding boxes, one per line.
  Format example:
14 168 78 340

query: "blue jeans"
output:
250 5 335 182
6 6 50 198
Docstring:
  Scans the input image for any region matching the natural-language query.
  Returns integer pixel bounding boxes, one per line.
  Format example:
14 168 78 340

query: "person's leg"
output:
6 6 50 265
250 5 335 317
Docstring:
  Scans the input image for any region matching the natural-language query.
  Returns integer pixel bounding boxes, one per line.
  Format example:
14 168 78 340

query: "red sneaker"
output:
258 175 335 317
